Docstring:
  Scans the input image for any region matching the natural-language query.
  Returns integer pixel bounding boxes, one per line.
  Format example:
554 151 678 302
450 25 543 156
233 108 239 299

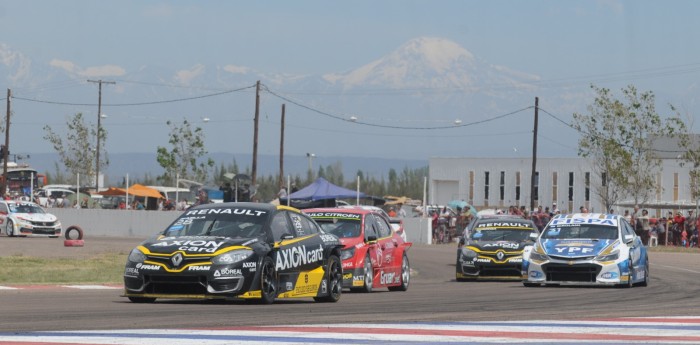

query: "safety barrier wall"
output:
50 209 437 244
50 209 179 239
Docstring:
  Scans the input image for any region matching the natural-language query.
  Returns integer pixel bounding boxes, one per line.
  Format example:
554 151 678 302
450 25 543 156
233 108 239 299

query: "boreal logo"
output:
276 245 324 271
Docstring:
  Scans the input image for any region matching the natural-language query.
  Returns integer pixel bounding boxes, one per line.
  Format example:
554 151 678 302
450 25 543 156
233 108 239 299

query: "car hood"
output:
14 213 57 222
539 238 616 258
465 240 531 251
140 235 261 255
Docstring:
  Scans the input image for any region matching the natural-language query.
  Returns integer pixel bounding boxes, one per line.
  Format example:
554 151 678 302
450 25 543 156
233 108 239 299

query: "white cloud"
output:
223 64 250 74
0 43 32 82
174 64 205 85
50 59 125 77
49 59 79 73
82 65 126 77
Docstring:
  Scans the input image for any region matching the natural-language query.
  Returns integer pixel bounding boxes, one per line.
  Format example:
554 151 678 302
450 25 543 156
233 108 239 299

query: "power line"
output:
263 83 533 130
11 84 256 107
538 106 690 154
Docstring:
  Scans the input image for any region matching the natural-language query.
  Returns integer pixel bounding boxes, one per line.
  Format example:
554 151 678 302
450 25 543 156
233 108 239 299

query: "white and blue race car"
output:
522 213 648 288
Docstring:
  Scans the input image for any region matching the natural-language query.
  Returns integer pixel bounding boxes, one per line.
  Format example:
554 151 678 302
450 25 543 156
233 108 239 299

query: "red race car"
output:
304 207 412 292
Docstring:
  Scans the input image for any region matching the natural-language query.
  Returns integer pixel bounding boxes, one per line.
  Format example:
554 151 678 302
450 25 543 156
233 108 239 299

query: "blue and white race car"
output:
522 213 648 288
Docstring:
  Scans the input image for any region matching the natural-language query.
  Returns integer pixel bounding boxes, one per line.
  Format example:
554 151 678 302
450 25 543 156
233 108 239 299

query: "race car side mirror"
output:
623 234 634 244
366 235 377 243
280 233 294 241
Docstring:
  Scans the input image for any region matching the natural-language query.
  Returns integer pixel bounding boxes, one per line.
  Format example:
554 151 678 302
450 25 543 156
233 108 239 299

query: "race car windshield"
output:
472 228 534 242
11 204 45 214
164 211 266 238
315 219 361 239
541 225 618 240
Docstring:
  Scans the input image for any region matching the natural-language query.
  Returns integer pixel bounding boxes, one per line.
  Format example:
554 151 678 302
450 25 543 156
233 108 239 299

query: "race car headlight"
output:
340 248 355 260
461 248 478 260
596 251 619 262
213 249 253 265
128 248 147 263
529 251 549 261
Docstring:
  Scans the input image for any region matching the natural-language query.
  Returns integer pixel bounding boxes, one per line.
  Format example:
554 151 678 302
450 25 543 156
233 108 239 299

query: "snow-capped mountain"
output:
324 37 539 91
0 36 581 165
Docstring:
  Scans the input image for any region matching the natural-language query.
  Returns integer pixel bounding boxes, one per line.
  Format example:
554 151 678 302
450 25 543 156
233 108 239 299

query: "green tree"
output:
573 85 686 208
156 119 214 185
43 112 107 185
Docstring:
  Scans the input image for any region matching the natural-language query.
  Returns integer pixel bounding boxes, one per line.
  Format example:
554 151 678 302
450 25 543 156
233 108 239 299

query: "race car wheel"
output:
259 256 277 304
360 255 373 293
388 253 410 292
6 220 14 237
128 296 156 303
314 254 342 302
618 260 634 288
523 282 540 287
637 261 649 287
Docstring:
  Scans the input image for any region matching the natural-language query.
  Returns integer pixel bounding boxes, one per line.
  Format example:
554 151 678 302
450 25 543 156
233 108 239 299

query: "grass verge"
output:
0 253 126 285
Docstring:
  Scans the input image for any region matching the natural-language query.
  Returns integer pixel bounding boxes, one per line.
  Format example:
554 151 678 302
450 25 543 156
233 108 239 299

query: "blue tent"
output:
285 177 365 201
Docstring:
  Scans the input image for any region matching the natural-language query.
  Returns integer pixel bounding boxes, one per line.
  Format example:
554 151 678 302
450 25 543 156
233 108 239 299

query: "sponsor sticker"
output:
188 265 211 271
184 208 267 216
379 271 396 285
482 242 519 249
213 268 242 277
276 245 324 271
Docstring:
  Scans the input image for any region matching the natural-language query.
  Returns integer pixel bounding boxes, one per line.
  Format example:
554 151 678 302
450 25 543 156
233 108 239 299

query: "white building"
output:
428 156 696 216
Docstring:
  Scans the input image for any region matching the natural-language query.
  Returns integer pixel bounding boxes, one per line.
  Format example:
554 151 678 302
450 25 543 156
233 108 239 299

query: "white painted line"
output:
61 285 121 290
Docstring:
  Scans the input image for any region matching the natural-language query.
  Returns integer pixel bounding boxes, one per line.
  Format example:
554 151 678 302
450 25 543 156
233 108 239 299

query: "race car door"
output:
366 213 399 286
621 219 645 277
271 210 326 298
0 202 8 232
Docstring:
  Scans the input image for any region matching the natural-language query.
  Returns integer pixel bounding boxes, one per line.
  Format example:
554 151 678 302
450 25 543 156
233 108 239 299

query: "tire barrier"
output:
64 225 84 247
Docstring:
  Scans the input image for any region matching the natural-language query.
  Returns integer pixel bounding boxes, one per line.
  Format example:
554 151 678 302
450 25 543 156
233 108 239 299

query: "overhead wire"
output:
262 83 534 130
537 106 689 154
10 84 257 107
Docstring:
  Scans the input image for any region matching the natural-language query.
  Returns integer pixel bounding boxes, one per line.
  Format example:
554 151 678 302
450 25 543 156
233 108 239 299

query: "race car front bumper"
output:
523 257 628 286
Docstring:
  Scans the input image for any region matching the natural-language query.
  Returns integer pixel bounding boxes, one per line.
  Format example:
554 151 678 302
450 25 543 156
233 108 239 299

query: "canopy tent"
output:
98 184 164 199
283 177 366 201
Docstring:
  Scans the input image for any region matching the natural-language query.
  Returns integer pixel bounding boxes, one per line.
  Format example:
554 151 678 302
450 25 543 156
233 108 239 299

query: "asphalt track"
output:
1 236 700 343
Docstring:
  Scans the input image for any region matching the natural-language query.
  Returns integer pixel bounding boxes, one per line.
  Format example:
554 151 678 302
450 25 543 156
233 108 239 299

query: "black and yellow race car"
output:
123 202 343 304
456 216 539 281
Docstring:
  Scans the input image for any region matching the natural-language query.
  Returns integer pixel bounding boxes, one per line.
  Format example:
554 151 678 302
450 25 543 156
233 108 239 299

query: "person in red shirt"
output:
673 212 686 246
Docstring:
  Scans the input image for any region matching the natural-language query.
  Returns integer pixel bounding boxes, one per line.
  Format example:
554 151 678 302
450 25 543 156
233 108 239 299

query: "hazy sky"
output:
1 0 699 162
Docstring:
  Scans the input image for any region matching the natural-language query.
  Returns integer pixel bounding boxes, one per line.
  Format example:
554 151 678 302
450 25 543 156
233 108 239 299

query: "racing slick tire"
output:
259 256 278 304
128 296 156 303
388 253 410 292
523 282 541 287
313 254 342 303
6 220 14 237
352 255 373 293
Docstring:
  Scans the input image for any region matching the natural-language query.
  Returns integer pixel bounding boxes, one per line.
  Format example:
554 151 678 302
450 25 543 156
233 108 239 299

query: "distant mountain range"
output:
1 36 589 161
24 152 427 186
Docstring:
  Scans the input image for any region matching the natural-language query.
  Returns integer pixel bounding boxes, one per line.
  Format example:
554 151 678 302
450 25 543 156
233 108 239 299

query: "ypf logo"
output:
171 253 184 267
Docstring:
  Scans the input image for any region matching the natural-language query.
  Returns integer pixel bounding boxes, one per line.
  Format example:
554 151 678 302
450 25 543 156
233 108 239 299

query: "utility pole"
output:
530 97 539 213
1 89 10 196
279 104 285 189
252 80 260 186
87 79 115 192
